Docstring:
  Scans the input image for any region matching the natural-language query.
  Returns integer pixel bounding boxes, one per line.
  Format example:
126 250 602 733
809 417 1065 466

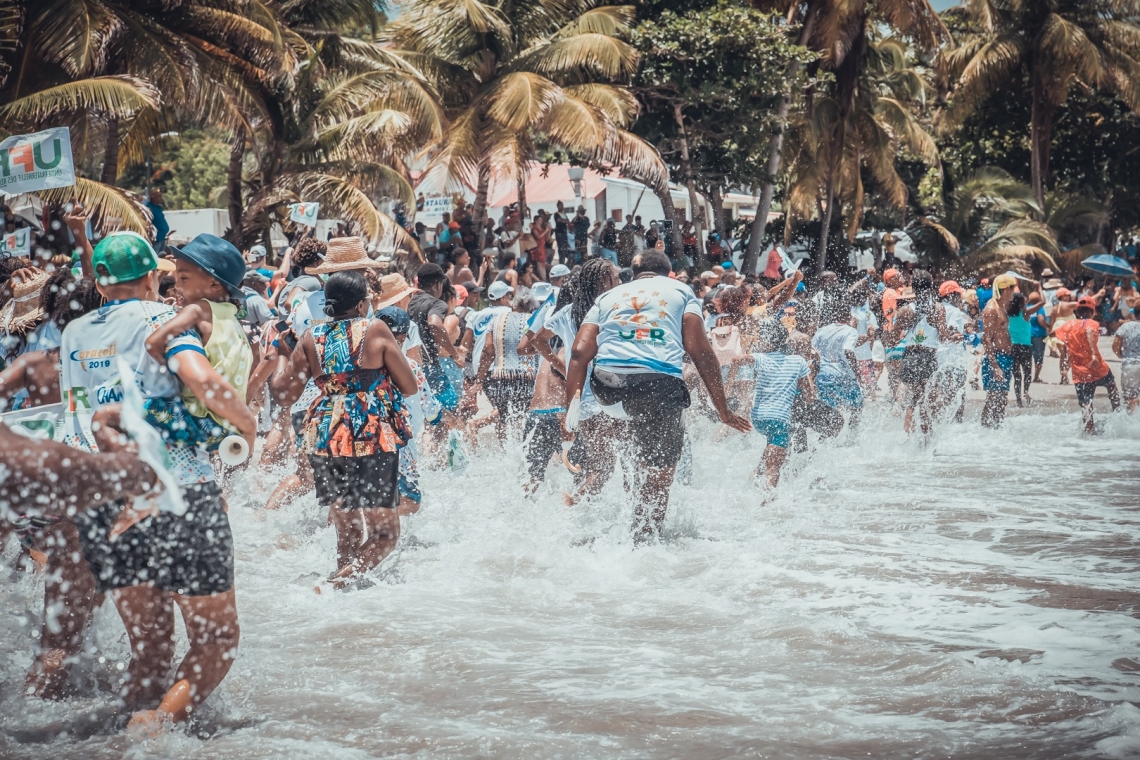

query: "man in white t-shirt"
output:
59 232 255 728
811 305 864 428
564 249 750 543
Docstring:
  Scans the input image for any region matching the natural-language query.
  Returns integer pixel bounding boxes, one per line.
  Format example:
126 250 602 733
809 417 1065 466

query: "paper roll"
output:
219 435 249 466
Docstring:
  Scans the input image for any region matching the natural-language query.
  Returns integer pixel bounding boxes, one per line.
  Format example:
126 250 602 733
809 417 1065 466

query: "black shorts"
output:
898 346 938 385
590 369 690 469
524 413 563 481
73 481 234 596
309 452 400 509
1075 371 1115 407
484 377 534 420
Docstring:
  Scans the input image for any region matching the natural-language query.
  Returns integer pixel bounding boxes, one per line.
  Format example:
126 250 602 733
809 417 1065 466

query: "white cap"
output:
548 264 571 278
487 281 514 300
531 282 554 302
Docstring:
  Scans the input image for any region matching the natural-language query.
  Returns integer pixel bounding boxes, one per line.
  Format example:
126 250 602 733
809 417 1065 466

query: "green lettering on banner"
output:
0 149 8 178
33 139 63 170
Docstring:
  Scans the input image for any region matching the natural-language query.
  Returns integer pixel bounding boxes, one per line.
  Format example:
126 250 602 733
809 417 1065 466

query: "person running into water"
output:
930 280 970 423
271 271 419 587
892 271 947 436
747 318 812 490
1055 296 1120 433
564 249 750 543
473 280 538 441
60 232 256 728
811 301 864 436
1113 303 1140 413
130 234 254 449
981 274 1017 428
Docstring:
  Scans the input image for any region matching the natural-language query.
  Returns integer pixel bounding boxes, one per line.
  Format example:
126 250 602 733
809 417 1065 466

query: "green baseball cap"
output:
91 231 160 285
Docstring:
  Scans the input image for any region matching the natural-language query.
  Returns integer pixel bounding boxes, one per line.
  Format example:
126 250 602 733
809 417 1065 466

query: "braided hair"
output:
41 269 102 331
570 258 616 331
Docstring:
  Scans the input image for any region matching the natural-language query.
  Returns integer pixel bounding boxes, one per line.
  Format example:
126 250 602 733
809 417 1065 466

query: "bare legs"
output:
631 466 674 545
328 504 401 586
26 519 100 699
112 585 239 722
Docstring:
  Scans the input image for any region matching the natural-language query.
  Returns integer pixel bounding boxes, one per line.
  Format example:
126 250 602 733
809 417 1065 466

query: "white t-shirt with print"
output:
543 304 600 420
812 323 859 382
850 303 878 361
583 275 701 378
59 299 214 485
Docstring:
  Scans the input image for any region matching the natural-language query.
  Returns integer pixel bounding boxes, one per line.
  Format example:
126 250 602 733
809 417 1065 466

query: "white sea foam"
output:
1 409 1138 757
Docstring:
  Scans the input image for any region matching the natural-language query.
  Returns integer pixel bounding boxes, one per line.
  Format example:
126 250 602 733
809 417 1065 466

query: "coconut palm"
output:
388 0 667 231
784 36 939 271
741 0 947 274
236 32 443 252
940 0 1140 212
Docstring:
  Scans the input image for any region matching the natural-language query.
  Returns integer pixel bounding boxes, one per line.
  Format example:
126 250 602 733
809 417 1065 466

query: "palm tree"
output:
236 33 442 253
783 37 939 272
940 0 1140 212
388 0 667 233
741 0 947 274
910 167 1067 275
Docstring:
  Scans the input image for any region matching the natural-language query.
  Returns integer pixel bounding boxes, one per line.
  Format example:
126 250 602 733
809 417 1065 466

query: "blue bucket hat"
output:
377 306 411 335
171 233 247 298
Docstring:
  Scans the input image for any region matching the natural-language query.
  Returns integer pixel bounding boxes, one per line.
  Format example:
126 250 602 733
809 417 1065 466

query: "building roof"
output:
488 163 607 208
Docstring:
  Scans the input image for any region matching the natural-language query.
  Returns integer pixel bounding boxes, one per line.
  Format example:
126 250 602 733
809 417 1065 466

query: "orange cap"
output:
938 280 963 297
883 268 900 282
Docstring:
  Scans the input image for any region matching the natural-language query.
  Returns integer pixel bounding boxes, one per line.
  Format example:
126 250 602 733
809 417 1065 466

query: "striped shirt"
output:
750 352 809 423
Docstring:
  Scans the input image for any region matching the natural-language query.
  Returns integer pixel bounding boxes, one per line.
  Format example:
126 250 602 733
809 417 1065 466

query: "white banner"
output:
419 193 455 227
2 227 30 257
0 127 75 196
288 201 320 227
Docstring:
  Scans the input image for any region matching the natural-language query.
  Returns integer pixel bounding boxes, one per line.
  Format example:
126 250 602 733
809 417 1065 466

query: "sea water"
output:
2 408 1139 758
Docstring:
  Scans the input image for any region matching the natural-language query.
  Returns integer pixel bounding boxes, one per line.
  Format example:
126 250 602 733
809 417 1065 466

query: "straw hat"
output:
0 269 51 335
374 273 415 309
306 237 382 275
1043 277 1064 289
896 286 917 300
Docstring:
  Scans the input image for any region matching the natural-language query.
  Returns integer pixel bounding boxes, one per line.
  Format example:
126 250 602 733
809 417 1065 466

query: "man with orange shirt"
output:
1055 297 1120 434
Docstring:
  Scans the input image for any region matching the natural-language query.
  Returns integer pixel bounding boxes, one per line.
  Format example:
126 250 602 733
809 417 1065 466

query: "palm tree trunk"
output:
517 172 528 222
472 163 491 247
673 103 706 264
227 125 245 244
710 183 727 242
1030 74 1055 217
101 116 119 186
653 182 683 257
743 7 818 275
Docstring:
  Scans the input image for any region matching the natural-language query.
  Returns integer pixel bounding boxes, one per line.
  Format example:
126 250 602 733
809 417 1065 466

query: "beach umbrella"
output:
1080 253 1134 278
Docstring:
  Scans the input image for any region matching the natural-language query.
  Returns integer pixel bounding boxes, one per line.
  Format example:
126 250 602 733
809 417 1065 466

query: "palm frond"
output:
0 76 160 127
555 6 637 38
288 171 421 254
1057 243 1107 276
30 0 119 78
38 177 151 235
486 72 562 131
514 34 639 81
958 244 1060 278
562 83 639 127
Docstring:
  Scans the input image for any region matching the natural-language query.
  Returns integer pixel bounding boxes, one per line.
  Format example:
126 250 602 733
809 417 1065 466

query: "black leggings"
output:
523 414 563 481
1011 344 1032 403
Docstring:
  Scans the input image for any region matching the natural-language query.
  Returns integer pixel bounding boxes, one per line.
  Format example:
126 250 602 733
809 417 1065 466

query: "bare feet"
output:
127 679 192 735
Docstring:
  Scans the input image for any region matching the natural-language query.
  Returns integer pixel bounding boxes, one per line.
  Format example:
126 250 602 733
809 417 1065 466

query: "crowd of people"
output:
0 200 1137 736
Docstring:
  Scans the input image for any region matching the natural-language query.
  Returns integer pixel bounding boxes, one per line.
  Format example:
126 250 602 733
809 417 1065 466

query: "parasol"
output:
1080 253 1134 278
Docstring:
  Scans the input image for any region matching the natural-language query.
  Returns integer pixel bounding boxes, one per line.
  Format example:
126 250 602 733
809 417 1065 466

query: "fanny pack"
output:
590 368 690 419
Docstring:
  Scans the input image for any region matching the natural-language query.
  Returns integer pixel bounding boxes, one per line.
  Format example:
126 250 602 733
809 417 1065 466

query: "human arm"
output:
796 374 815 405
1113 334 1124 358
275 247 293 280
173 349 258 449
268 329 311 407
562 323 599 435
682 312 751 433
0 354 30 409
766 271 803 309
144 303 207 364
361 319 418 396
427 312 461 364
63 204 94 279
981 304 1006 382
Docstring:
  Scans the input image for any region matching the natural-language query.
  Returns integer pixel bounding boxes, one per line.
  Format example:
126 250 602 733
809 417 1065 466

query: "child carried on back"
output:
93 234 254 450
